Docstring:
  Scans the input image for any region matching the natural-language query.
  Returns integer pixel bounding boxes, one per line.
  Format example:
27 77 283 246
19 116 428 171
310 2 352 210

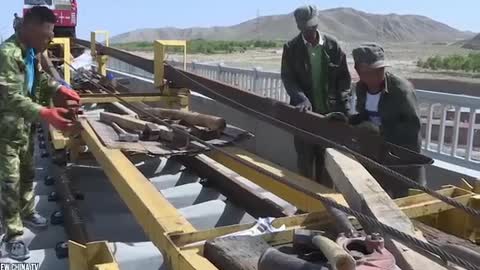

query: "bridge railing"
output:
416 91 480 170
107 59 480 171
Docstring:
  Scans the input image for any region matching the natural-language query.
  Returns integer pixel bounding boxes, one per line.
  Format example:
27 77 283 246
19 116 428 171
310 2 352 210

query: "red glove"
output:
39 107 72 130
58 86 81 102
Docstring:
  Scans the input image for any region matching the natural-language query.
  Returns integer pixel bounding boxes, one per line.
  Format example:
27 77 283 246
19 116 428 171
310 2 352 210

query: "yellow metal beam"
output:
49 124 69 150
90 31 109 57
207 147 347 212
207 147 479 238
171 211 331 248
47 38 72 150
79 119 218 270
69 241 119 270
90 31 110 76
51 37 71 85
154 40 187 88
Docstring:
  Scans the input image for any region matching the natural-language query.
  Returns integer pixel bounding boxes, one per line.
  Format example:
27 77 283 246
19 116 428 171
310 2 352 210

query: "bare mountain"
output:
111 8 472 43
462 33 480 50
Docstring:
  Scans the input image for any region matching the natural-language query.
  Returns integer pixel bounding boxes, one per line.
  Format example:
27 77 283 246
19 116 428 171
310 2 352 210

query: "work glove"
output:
325 112 348 123
39 107 73 131
58 86 81 103
295 92 312 112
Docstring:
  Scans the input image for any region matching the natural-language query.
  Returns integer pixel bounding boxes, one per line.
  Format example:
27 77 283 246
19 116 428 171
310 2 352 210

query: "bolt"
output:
41 150 49 158
48 191 58 202
44 176 55 186
51 210 64 225
371 233 382 240
74 192 85 201
55 241 69 259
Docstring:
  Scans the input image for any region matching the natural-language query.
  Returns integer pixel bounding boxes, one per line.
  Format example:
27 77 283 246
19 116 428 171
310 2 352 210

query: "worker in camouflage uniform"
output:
0 6 80 260
350 43 426 198
281 5 351 186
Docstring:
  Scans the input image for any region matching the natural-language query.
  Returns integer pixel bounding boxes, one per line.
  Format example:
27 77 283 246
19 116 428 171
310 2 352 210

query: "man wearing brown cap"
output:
281 5 351 184
350 43 426 197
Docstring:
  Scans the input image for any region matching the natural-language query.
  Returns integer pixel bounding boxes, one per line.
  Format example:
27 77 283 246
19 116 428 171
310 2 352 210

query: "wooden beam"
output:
324 148 449 270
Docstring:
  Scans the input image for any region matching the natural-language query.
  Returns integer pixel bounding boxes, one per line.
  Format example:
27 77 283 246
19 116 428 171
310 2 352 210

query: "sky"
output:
1 0 479 41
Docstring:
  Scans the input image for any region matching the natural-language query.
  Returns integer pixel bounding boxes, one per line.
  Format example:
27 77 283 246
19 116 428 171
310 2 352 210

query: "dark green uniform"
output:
0 34 60 239
281 33 351 184
350 72 426 197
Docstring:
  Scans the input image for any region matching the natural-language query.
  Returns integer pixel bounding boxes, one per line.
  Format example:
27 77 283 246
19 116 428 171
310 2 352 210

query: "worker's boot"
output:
2 235 30 261
22 212 48 229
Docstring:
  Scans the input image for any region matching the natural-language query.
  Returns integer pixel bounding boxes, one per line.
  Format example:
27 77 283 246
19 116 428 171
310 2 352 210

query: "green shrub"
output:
112 39 284 54
420 53 480 73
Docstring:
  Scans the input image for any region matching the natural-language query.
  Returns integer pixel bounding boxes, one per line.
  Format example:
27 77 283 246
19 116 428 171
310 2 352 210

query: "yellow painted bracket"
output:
154 40 187 88
69 241 119 270
91 31 110 76
49 124 69 150
79 120 480 269
51 37 71 85
79 119 215 270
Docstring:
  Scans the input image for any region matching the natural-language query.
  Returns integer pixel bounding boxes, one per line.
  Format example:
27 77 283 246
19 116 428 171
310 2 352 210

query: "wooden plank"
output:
324 148 449 270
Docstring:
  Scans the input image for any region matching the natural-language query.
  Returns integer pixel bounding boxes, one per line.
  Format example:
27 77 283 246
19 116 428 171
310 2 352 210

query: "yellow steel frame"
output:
48 38 72 150
207 147 347 212
69 241 119 270
90 31 110 56
80 119 215 270
78 118 480 270
154 40 187 88
51 37 71 84
91 31 110 76
206 146 480 242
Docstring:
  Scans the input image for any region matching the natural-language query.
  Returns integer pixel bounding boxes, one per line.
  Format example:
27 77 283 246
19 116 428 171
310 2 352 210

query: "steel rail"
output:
65 61 480 269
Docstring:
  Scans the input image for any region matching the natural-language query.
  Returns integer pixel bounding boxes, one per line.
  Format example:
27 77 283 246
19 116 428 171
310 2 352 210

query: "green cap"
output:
294 5 319 31
352 43 389 69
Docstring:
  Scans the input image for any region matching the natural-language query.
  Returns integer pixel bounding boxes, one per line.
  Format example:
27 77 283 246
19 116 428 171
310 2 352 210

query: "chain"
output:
64 59 480 269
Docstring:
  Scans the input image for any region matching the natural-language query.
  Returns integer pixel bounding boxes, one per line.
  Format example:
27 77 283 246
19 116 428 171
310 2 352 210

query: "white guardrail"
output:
107 58 480 171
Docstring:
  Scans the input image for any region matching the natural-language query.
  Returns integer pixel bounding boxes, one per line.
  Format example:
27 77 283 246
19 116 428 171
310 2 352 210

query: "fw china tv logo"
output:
0 263 40 270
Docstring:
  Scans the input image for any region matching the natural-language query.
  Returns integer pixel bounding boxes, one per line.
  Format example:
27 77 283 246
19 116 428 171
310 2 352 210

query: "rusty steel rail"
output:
40 122 91 245
74 39 432 167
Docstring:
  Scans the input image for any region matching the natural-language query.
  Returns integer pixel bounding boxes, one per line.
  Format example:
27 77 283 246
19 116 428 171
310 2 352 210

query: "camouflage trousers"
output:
0 126 35 239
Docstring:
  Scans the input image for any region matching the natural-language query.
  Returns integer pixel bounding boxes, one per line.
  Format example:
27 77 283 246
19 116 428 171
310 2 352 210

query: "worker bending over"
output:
350 43 426 198
0 6 80 260
281 5 351 185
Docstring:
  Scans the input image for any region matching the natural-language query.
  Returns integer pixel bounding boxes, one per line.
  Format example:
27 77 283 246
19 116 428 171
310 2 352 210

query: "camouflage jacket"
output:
0 34 60 145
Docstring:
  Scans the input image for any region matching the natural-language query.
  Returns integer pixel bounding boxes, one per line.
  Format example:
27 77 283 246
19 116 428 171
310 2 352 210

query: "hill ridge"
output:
111 7 473 43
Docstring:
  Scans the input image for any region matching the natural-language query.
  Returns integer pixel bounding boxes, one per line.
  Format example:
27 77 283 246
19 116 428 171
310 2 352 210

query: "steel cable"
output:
64 60 480 269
